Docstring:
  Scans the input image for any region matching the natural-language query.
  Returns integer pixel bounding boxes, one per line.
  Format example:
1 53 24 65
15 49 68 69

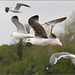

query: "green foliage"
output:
0 51 4 60
9 60 25 74
0 42 75 74
16 39 23 60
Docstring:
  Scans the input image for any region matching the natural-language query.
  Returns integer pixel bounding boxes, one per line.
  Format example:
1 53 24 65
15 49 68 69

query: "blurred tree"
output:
9 60 25 74
16 39 23 60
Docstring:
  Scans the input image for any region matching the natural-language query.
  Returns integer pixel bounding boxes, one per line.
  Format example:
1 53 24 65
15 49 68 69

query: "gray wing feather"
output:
28 15 47 38
44 17 67 27
24 24 31 34
47 55 57 69
43 17 67 38
47 52 71 69
53 52 71 59
14 3 30 10
11 16 25 33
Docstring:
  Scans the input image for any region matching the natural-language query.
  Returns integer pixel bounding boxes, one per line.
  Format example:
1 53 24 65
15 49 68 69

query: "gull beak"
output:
51 44 58 46
24 41 28 44
11 35 13 36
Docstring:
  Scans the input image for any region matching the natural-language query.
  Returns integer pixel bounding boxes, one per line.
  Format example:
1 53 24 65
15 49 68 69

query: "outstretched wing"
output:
28 15 47 38
54 52 71 59
43 17 67 38
47 52 70 69
44 17 67 26
11 16 25 33
14 3 30 10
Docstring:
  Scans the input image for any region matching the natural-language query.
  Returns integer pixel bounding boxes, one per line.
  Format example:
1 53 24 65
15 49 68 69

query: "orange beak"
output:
24 41 28 44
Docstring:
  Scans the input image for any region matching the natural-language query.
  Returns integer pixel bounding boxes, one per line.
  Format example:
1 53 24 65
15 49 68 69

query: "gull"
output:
24 15 66 46
11 16 34 39
5 3 30 13
47 52 75 69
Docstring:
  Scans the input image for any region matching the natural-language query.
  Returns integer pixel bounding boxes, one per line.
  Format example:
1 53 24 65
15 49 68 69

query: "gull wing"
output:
44 17 67 27
24 24 31 34
28 15 47 38
43 17 67 38
47 52 70 69
11 16 25 33
54 52 70 59
14 3 30 10
47 55 57 69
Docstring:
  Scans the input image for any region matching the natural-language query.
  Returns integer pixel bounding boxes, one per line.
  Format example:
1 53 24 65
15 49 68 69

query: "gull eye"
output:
28 39 30 41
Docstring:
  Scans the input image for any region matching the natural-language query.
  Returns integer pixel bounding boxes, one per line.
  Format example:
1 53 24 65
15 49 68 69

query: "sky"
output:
0 1 75 45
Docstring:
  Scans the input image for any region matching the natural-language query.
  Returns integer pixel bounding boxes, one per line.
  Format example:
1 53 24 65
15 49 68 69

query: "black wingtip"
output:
61 17 67 21
29 15 39 20
21 3 31 8
27 6 31 8
12 16 18 19
47 63 54 69
27 5 31 8
25 5 31 8
55 17 67 23
63 17 67 20
47 65 50 69
5 7 9 13
28 15 39 24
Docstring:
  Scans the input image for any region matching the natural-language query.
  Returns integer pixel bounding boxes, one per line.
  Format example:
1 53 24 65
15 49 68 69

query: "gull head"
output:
24 39 33 45
24 39 31 44
10 32 18 37
24 40 33 47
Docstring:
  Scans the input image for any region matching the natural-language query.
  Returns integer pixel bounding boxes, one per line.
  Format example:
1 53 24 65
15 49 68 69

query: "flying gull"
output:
47 52 75 69
5 3 30 13
24 15 66 46
11 16 34 39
